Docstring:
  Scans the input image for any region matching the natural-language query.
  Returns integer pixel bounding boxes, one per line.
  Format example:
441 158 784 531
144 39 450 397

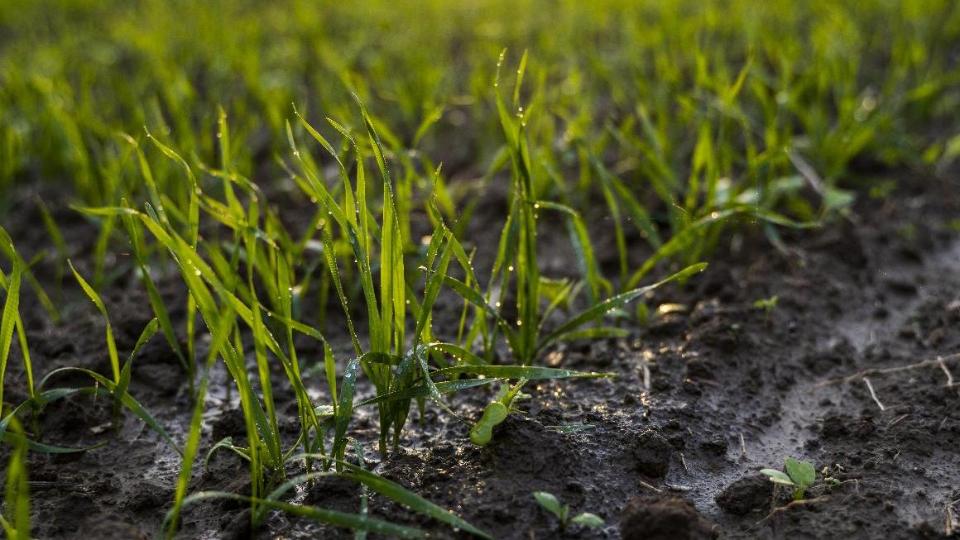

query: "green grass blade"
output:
0 261 22 409
343 465 492 539
332 356 361 465
2 418 29 540
68 260 120 383
533 201 606 304
167 306 237 538
115 318 160 415
540 263 707 355
40 366 181 455
435 365 613 380
0 226 59 321
357 378 498 407
168 491 426 538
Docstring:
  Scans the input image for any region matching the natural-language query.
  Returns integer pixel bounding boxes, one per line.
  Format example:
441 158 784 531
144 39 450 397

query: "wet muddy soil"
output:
2 173 960 539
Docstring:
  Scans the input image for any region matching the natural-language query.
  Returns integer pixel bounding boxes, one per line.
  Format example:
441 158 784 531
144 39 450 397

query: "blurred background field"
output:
2 0 959 212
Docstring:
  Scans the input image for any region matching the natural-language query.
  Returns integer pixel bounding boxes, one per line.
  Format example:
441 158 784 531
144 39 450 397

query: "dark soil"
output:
2 173 959 539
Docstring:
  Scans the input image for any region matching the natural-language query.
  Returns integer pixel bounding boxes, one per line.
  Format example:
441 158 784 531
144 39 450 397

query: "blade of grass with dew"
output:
126 208 275 515
242 204 282 468
332 355 360 466
113 318 159 422
493 50 539 364
143 129 202 383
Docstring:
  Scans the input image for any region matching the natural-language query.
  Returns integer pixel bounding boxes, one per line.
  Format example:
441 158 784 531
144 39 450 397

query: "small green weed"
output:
753 295 779 314
533 491 605 532
469 380 527 446
761 457 817 500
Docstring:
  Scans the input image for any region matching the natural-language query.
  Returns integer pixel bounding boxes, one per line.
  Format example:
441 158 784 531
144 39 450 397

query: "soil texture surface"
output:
3 175 959 539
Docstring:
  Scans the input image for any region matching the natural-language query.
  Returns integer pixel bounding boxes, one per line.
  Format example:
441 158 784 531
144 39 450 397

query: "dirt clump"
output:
715 474 772 515
633 429 673 478
620 496 717 540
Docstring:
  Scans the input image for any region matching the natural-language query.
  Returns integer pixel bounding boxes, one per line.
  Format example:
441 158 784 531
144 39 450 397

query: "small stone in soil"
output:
700 436 728 456
715 474 772 515
123 479 172 512
633 429 672 478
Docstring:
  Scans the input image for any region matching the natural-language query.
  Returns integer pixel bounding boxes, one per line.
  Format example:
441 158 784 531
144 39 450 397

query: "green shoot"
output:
0 259 23 410
470 379 526 446
761 457 817 500
68 260 120 384
533 491 604 532
0 418 29 539
753 295 780 312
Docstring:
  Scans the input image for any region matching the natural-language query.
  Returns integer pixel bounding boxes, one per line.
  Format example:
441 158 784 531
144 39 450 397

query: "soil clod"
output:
633 429 673 478
620 496 717 540
715 475 772 516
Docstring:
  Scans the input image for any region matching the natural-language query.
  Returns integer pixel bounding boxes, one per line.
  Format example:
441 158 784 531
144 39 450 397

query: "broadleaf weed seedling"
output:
753 295 779 313
533 491 605 532
761 457 817 500
469 379 527 446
